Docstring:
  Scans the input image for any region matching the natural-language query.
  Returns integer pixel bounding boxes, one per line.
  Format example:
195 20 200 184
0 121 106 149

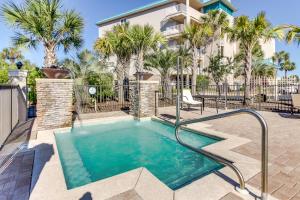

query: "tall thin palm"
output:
227 12 280 105
128 24 166 78
202 10 229 56
177 46 192 87
1 0 84 67
182 23 212 94
94 23 132 84
144 48 176 98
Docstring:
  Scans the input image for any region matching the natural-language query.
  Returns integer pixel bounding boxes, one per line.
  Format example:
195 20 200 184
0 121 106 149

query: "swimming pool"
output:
55 119 223 190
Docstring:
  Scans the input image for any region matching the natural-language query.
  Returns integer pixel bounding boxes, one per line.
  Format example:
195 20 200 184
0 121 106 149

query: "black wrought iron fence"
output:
157 83 300 113
74 84 131 113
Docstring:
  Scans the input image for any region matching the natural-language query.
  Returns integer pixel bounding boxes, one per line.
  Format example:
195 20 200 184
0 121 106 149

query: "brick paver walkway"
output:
0 151 34 200
159 107 300 200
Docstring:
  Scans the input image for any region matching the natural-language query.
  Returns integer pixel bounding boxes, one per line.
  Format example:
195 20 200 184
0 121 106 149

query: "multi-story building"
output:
97 0 275 85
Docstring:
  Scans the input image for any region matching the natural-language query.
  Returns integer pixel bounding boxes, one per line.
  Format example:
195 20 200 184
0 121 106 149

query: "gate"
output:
74 84 131 113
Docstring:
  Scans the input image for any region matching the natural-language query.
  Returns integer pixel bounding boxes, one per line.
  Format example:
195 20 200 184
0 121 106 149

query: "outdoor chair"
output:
291 94 300 115
182 89 203 114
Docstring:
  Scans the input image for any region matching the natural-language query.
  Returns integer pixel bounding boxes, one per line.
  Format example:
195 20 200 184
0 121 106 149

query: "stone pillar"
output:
8 70 28 101
130 81 159 118
36 79 73 131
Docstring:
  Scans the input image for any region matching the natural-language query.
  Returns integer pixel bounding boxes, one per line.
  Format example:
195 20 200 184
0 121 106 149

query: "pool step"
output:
56 137 92 188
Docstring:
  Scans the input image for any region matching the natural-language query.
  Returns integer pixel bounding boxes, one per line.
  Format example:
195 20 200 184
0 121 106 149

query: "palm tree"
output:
280 59 296 78
1 0 84 68
0 47 23 65
252 62 276 79
144 48 176 98
182 23 212 95
272 51 289 80
177 46 192 87
284 25 300 44
128 24 166 79
272 51 289 67
202 10 229 56
206 53 233 97
227 12 279 105
94 23 132 84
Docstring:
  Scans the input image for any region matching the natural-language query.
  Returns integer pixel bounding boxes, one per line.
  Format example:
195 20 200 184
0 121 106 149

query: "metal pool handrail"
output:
175 101 269 199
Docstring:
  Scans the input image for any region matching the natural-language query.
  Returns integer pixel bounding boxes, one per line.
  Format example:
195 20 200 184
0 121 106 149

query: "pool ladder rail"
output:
175 98 269 200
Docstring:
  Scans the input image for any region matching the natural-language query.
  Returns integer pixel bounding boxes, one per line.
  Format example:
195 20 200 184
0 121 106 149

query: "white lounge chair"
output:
182 89 203 114
291 94 300 114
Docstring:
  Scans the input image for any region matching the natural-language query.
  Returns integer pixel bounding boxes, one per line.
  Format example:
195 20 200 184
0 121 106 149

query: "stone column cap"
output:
130 80 159 84
8 70 28 77
36 78 74 83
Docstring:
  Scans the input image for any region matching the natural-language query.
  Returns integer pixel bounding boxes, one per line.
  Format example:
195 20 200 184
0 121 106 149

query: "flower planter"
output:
42 67 70 79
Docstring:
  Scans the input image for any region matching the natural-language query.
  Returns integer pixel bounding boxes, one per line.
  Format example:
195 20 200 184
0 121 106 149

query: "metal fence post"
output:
258 86 262 111
225 81 228 110
155 91 159 116
10 86 13 132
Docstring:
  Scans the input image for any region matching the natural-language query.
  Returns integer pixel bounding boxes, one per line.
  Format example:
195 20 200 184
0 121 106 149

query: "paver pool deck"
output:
159 107 300 200
0 109 299 200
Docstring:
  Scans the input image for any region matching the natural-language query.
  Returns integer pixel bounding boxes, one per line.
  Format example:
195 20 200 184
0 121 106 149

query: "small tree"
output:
196 75 210 92
205 53 233 97
182 23 212 95
227 12 281 105
144 48 176 98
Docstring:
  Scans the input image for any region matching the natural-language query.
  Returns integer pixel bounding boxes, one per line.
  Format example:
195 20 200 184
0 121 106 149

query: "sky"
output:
0 0 300 77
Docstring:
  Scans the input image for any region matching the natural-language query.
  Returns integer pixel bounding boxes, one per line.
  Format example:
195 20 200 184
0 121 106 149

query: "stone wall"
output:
36 79 73 131
130 81 159 118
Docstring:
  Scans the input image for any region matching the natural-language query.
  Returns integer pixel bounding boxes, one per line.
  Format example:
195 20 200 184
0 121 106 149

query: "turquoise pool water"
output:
55 119 223 190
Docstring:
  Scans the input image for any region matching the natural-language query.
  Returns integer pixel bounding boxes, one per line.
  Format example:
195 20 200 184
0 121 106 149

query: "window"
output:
120 18 127 24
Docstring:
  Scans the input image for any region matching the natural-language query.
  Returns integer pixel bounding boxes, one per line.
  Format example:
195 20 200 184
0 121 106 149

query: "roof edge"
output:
96 0 171 26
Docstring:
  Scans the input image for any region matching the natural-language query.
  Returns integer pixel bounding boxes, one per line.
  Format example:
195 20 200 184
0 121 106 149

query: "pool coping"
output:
28 116 277 200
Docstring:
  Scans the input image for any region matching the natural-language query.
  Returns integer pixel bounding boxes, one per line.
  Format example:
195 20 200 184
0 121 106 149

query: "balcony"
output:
162 24 184 38
163 3 205 23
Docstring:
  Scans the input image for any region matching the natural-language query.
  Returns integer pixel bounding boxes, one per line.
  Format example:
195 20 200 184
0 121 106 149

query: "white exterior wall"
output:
99 3 177 37
97 2 275 84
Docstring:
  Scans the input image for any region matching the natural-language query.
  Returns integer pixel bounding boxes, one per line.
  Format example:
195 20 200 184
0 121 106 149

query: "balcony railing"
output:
162 24 184 37
164 4 205 22
165 4 186 15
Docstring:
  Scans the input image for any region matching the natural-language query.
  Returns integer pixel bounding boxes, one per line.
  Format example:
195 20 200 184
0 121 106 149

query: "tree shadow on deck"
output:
30 143 54 193
79 192 93 200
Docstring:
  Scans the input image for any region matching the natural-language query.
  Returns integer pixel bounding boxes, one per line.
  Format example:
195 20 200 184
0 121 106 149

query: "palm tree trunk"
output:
191 47 198 95
124 60 131 80
135 52 144 80
44 44 57 67
244 51 252 106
